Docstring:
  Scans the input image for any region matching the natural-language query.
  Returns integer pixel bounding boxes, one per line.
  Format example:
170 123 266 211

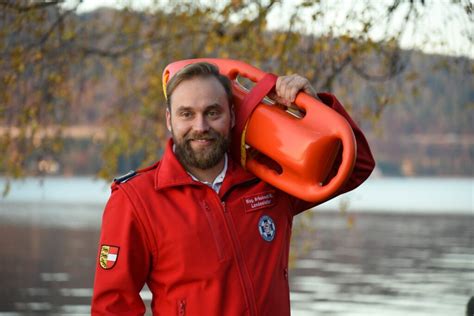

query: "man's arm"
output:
91 187 150 315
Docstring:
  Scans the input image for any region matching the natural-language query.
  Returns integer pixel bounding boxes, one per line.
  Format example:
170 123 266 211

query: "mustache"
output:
184 130 219 142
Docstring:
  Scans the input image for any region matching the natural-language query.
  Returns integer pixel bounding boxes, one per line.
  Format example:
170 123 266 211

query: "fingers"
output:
275 74 316 105
276 75 298 104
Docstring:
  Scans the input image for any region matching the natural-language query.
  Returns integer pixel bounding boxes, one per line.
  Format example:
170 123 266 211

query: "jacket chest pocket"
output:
202 201 227 262
159 202 229 270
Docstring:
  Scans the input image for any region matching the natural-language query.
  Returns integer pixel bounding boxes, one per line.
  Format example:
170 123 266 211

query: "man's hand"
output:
272 74 318 107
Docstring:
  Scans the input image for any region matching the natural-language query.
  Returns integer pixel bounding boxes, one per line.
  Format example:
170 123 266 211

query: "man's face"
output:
166 76 234 170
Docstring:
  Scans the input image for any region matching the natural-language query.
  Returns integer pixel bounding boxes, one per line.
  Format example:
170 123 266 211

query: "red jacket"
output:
91 93 375 315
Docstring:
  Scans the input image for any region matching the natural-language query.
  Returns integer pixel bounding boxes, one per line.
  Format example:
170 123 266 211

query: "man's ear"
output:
166 108 172 132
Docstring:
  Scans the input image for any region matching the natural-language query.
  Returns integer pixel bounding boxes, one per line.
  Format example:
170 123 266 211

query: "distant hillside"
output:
361 52 473 176
4 7 473 177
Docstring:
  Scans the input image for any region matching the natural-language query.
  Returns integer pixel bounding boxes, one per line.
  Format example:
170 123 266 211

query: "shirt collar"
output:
187 154 228 193
172 144 228 193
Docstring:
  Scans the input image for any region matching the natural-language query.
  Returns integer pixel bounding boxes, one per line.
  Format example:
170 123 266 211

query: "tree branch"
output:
0 1 61 12
76 29 208 58
321 55 352 91
25 6 77 50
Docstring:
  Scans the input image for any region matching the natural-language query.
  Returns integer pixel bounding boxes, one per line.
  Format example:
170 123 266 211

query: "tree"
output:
0 0 472 195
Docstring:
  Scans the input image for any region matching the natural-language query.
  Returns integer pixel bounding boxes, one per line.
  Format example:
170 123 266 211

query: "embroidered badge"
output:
243 191 275 212
258 215 276 242
99 245 119 270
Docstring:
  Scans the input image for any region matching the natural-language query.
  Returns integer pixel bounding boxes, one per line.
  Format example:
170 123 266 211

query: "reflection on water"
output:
0 207 472 315
0 223 99 315
289 213 474 316
0 177 473 315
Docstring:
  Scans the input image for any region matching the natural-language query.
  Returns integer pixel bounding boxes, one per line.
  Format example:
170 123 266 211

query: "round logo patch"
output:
258 215 276 242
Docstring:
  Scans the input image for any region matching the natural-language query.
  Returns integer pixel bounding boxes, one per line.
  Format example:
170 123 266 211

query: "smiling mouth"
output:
189 138 215 146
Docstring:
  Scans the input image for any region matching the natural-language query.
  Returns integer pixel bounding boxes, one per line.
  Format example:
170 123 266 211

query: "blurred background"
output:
0 0 472 315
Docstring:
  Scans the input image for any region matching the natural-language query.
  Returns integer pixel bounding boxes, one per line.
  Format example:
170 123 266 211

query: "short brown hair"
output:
165 62 233 109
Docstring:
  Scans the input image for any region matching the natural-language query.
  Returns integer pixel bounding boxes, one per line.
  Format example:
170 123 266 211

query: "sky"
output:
63 0 473 59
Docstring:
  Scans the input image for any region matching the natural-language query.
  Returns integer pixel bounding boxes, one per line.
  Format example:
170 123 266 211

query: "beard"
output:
173 128 230 170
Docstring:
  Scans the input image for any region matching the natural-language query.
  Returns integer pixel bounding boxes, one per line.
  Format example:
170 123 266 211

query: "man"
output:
91 62 375 315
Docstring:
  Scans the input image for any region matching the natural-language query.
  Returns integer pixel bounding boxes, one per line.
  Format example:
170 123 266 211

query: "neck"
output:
185 157 225 183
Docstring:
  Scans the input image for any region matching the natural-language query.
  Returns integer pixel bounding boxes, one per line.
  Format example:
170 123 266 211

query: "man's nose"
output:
193 115 209 132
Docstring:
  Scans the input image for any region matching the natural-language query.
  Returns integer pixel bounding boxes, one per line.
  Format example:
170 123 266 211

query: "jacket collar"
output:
154 139 257 197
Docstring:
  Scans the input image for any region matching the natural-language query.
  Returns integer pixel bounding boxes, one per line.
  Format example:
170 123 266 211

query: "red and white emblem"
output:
99 245 119 270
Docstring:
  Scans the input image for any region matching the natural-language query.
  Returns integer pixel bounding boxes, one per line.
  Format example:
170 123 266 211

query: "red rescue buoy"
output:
163 58 356 203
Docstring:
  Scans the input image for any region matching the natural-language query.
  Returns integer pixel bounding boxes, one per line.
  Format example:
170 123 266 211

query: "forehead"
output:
169 76 229 111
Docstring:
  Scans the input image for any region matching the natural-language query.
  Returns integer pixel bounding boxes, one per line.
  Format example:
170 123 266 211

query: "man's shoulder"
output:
113 170 139 184
111 160 161 191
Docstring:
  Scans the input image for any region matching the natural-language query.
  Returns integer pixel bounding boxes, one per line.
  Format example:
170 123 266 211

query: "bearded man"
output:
91 62 375 315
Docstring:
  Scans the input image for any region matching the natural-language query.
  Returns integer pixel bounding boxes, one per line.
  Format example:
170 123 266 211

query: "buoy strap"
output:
235 73 278 168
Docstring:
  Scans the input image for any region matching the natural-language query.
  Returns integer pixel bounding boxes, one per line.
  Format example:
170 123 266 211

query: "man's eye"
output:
180 111 192 118
207 110 219 117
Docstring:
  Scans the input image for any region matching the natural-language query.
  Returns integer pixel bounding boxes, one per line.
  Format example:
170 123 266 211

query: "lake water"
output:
0 177 473 315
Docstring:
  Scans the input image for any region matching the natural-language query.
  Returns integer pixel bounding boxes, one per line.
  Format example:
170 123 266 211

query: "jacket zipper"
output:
202 201 225 261
218 199 258 316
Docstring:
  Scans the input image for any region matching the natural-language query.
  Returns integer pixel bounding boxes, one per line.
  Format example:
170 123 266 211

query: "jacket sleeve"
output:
91 186 151 315
291 92 376 215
